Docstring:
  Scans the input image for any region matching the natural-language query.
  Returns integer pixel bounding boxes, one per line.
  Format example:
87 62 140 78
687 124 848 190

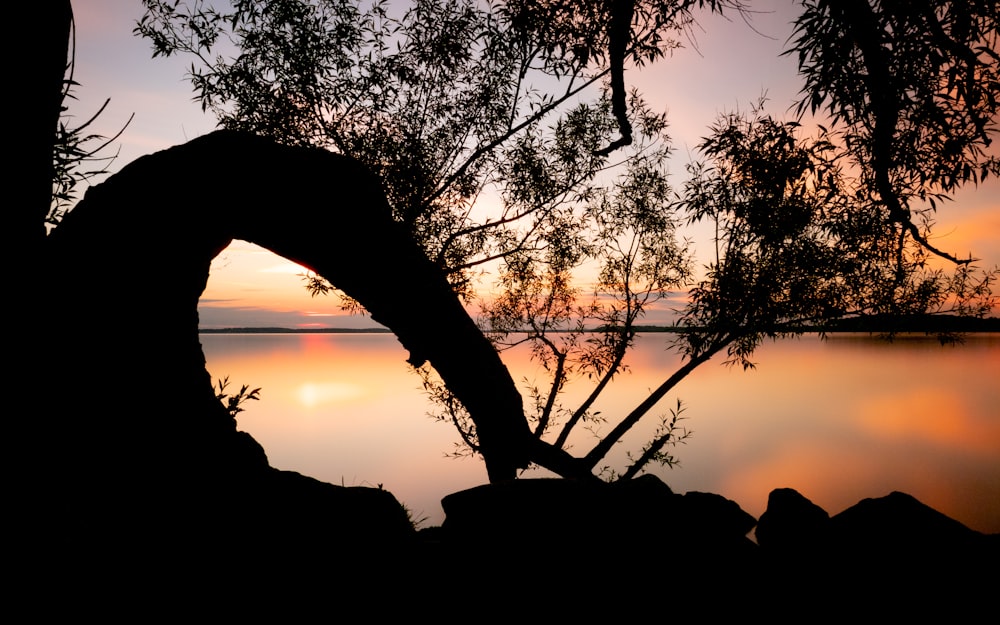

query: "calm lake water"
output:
200 331 1000 533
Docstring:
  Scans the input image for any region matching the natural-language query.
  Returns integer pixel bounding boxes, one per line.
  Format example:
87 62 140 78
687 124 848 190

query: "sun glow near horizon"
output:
198 240 376 329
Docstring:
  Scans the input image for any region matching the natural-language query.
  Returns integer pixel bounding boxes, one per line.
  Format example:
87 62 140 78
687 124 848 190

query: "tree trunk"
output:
44 130 534 493
9 0 73 582
9 1 71 258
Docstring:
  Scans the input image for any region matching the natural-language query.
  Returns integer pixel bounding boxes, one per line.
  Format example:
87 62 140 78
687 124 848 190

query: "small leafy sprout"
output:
215 375 261 419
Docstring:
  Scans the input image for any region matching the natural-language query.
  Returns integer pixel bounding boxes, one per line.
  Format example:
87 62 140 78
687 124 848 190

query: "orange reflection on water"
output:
857 388 1000 457
201 332 493 519
201 332 1000 532
718 443 891 520
295 381 366 408
679 334 1000 532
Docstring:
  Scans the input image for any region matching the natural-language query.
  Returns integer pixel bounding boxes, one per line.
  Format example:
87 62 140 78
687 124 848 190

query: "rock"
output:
830 490 984 555
755 487 831 555
432 476 755 612
680 490 758 542
438 475 756 571
827 492 997 601
441 477 616 545
750 489 998 614
249 469 416 547
439 474 692 546
431 480 997 614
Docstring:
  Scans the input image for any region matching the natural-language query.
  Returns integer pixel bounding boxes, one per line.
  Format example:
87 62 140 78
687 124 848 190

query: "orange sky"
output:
69 1 999 328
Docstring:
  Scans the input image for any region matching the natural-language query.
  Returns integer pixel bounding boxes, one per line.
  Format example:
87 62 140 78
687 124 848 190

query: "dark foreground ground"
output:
14 472 995 619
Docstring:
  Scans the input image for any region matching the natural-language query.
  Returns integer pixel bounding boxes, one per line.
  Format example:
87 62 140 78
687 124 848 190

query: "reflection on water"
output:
200 332 1000 533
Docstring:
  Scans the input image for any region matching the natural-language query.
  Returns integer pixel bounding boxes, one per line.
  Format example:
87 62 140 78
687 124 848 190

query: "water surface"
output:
200 332 1000 532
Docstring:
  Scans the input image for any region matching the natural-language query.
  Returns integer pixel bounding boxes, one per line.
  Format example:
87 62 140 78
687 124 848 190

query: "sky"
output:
69 0 1000 329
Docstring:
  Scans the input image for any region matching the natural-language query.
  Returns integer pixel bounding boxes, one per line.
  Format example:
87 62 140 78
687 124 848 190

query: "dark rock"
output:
431 481 998 614
429 476 761 612
830 490 983 555
826 492 996 601
441 477 622 553
680 490 758 541
756 487 831 555
440 474 685 547
749 490 998 615
439 475 756 569
249 469 416 547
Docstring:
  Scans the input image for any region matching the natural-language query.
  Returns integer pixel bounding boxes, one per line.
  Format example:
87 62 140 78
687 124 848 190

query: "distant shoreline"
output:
199 316 1000 335
200 327 393 334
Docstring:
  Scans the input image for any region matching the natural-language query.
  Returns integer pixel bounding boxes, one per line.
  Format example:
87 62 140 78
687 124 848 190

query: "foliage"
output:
788 0 1000 264
139 0 998 482
678 101 994 363
501 0 749 153
137 0 701 477
614 399 690 481
138 0 619 288
50 13 131 227
215 376 262 419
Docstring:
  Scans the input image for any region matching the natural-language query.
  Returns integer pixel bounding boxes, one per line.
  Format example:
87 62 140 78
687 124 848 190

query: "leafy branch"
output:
215 376 261 419
50 12 132 227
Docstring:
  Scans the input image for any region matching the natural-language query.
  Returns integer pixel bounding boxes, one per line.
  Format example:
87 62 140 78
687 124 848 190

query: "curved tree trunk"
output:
45 130 534 490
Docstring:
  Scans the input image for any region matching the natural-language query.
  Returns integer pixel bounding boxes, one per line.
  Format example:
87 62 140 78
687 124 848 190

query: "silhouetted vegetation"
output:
821 313 1000 334
11 1 999 603
136 0 998 481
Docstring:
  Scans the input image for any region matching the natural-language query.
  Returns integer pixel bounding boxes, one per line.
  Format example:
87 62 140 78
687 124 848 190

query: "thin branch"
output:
423 69 608 208
582 336 728 470
532 333 568 437
553 329 630 449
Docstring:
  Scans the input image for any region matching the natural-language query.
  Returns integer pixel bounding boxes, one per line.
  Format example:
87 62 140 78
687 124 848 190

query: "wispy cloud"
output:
197 303 379 330
260 262 310 274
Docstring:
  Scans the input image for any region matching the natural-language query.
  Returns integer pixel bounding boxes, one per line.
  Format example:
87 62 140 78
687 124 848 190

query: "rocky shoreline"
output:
406 476 998 615
21 469 996 617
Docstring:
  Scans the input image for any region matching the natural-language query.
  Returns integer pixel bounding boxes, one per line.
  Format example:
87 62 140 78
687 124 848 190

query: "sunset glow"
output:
201 332 1000 532
69 2 1000 323
66 1 1000 539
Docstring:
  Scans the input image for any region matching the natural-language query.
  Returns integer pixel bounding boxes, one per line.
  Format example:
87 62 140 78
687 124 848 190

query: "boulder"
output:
751 489 998 614
755 487 831 556
830 490 984 555
438 475 757 572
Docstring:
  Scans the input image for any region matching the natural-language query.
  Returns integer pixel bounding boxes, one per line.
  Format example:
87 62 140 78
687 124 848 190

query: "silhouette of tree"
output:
97 1 988 487
136 0 720 288
135 0 711 478
9 0 74 585
11 2 71 254
14 2 466 578
11 0 995 600
132 0 999 482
